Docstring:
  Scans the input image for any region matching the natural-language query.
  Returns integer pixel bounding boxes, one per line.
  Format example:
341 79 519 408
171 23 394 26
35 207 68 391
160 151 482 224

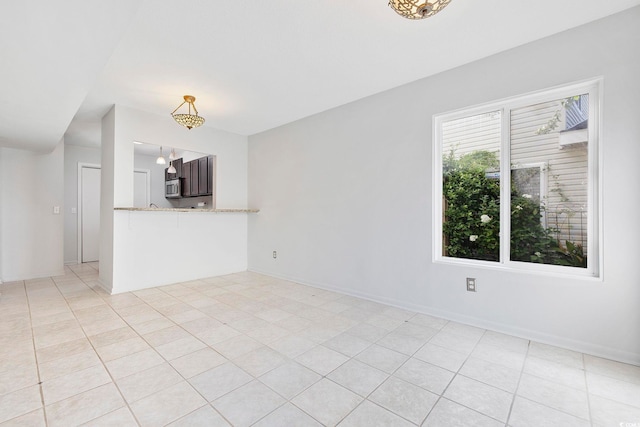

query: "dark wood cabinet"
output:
198 157 208 196
190 159 199 196
207 155 214 195
181 160 191 196
171 155 215 198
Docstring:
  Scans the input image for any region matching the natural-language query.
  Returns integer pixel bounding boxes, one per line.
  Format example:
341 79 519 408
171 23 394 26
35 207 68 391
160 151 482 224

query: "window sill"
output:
433 256 602 282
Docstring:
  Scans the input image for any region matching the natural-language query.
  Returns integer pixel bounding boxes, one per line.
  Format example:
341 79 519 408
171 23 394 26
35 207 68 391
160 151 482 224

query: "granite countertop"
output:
114 207 259 213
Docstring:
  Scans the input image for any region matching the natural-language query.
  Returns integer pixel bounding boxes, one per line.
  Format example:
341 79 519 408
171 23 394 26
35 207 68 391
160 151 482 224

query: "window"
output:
434 80 600 277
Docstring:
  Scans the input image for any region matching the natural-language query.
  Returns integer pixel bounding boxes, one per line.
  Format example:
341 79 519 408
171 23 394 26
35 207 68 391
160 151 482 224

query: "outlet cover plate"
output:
466 278 476 292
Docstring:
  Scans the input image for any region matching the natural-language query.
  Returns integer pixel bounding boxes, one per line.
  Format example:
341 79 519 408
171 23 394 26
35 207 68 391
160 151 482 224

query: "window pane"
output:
510 94 588 268
442 111 501 261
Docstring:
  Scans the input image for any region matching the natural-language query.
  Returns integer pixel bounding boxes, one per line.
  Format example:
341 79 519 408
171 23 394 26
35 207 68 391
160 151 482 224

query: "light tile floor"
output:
1 264 639 426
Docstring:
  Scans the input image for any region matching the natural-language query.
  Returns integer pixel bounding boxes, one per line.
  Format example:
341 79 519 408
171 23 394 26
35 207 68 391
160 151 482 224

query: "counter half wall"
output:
107 209 256 294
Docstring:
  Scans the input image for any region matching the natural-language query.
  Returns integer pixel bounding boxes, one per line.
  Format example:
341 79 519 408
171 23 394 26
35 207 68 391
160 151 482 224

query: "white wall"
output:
0 141 65 281
99 107 116 289
248 8 640 364
0 148 3 283
101 105 250 293
64 144 101 264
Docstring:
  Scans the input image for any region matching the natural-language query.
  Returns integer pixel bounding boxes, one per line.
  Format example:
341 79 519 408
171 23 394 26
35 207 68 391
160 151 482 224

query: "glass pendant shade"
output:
168 162 177 174
156 146 166 165
171 95 205 130
389 0 452 19
169 148 176 161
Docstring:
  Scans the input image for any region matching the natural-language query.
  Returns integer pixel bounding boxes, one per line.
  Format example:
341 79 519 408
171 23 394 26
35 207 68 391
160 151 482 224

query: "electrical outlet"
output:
272 250 277 259
466 277 476 292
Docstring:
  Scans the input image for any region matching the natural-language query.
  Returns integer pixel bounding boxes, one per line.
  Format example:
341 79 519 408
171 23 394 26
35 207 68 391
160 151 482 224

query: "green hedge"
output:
442 150 585 267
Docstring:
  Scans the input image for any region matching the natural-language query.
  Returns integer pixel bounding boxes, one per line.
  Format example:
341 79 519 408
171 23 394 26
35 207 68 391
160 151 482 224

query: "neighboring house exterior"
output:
441 94 589 254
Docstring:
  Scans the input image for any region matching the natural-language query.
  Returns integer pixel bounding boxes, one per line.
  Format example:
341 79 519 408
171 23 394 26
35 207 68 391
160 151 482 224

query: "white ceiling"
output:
2 1 639 153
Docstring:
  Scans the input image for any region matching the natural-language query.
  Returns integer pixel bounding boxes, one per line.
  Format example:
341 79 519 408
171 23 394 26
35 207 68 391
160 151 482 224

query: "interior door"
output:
81 166 101 262
133 170 150 208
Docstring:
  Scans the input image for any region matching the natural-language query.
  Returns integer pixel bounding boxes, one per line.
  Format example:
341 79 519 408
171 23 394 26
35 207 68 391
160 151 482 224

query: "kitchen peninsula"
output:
109 207 258 294
100 105 251 296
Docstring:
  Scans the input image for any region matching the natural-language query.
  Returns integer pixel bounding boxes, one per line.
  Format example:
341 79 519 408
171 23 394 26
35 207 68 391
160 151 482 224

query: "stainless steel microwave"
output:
165 178 181 198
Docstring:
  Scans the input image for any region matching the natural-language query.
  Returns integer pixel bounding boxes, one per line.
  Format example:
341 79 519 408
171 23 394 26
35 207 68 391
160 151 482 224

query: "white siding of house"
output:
442 111 501 159
511 99 588 250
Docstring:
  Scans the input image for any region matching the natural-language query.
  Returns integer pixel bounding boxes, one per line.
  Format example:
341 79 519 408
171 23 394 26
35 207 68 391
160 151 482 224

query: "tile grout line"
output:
124 284 238 426
23 279 49 427
169 283 354 425
208 282 335 426
503 336 532 427
51 267 144 427
421 327 510 426
309 313 417 425
583 352 595 427
91 281 200 426
513 347 595 424
63 262 146 426
284 314 489 425
101 279 295 426
342 315 447 426
190 281 361 426
309 315 472 425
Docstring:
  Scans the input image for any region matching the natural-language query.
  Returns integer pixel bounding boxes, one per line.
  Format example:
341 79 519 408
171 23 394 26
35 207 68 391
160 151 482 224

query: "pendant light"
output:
156 146 166 165
171 95 205 130
167 147 177 173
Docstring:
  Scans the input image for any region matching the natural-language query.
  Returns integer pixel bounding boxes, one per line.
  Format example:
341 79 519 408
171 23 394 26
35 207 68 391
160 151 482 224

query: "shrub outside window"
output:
434 80 601 277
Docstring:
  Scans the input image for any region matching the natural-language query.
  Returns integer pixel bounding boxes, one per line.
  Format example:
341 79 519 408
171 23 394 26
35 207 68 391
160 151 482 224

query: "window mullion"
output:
500 107 511 265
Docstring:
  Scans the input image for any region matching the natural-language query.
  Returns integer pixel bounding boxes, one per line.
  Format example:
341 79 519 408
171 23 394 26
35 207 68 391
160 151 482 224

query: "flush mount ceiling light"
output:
171 95 205 130
389 0 452 19
156 146 166 165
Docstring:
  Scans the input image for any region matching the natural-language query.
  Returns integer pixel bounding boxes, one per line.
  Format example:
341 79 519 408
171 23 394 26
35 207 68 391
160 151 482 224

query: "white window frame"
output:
433 78 602 279
511 162 548 227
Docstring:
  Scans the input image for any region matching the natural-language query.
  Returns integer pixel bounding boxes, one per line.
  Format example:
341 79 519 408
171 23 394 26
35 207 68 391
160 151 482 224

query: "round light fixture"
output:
388 0 452 19
171 95 205 130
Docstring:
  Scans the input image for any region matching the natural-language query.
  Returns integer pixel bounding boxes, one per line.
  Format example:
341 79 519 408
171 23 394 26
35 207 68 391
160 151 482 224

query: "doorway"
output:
78 164 101 263
77 165 150 263
133 169 151 208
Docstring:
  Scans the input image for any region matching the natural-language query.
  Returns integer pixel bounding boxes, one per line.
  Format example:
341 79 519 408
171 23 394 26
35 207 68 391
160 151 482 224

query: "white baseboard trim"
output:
109 265 248 295
1 269 66 283
97 278 113 295
249 267 640 366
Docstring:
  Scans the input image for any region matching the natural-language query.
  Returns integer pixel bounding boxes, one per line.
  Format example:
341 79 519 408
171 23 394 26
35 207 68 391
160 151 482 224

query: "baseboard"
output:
109 265 248 295
96 277 113 295
1 269 66 283
249 267 640 366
